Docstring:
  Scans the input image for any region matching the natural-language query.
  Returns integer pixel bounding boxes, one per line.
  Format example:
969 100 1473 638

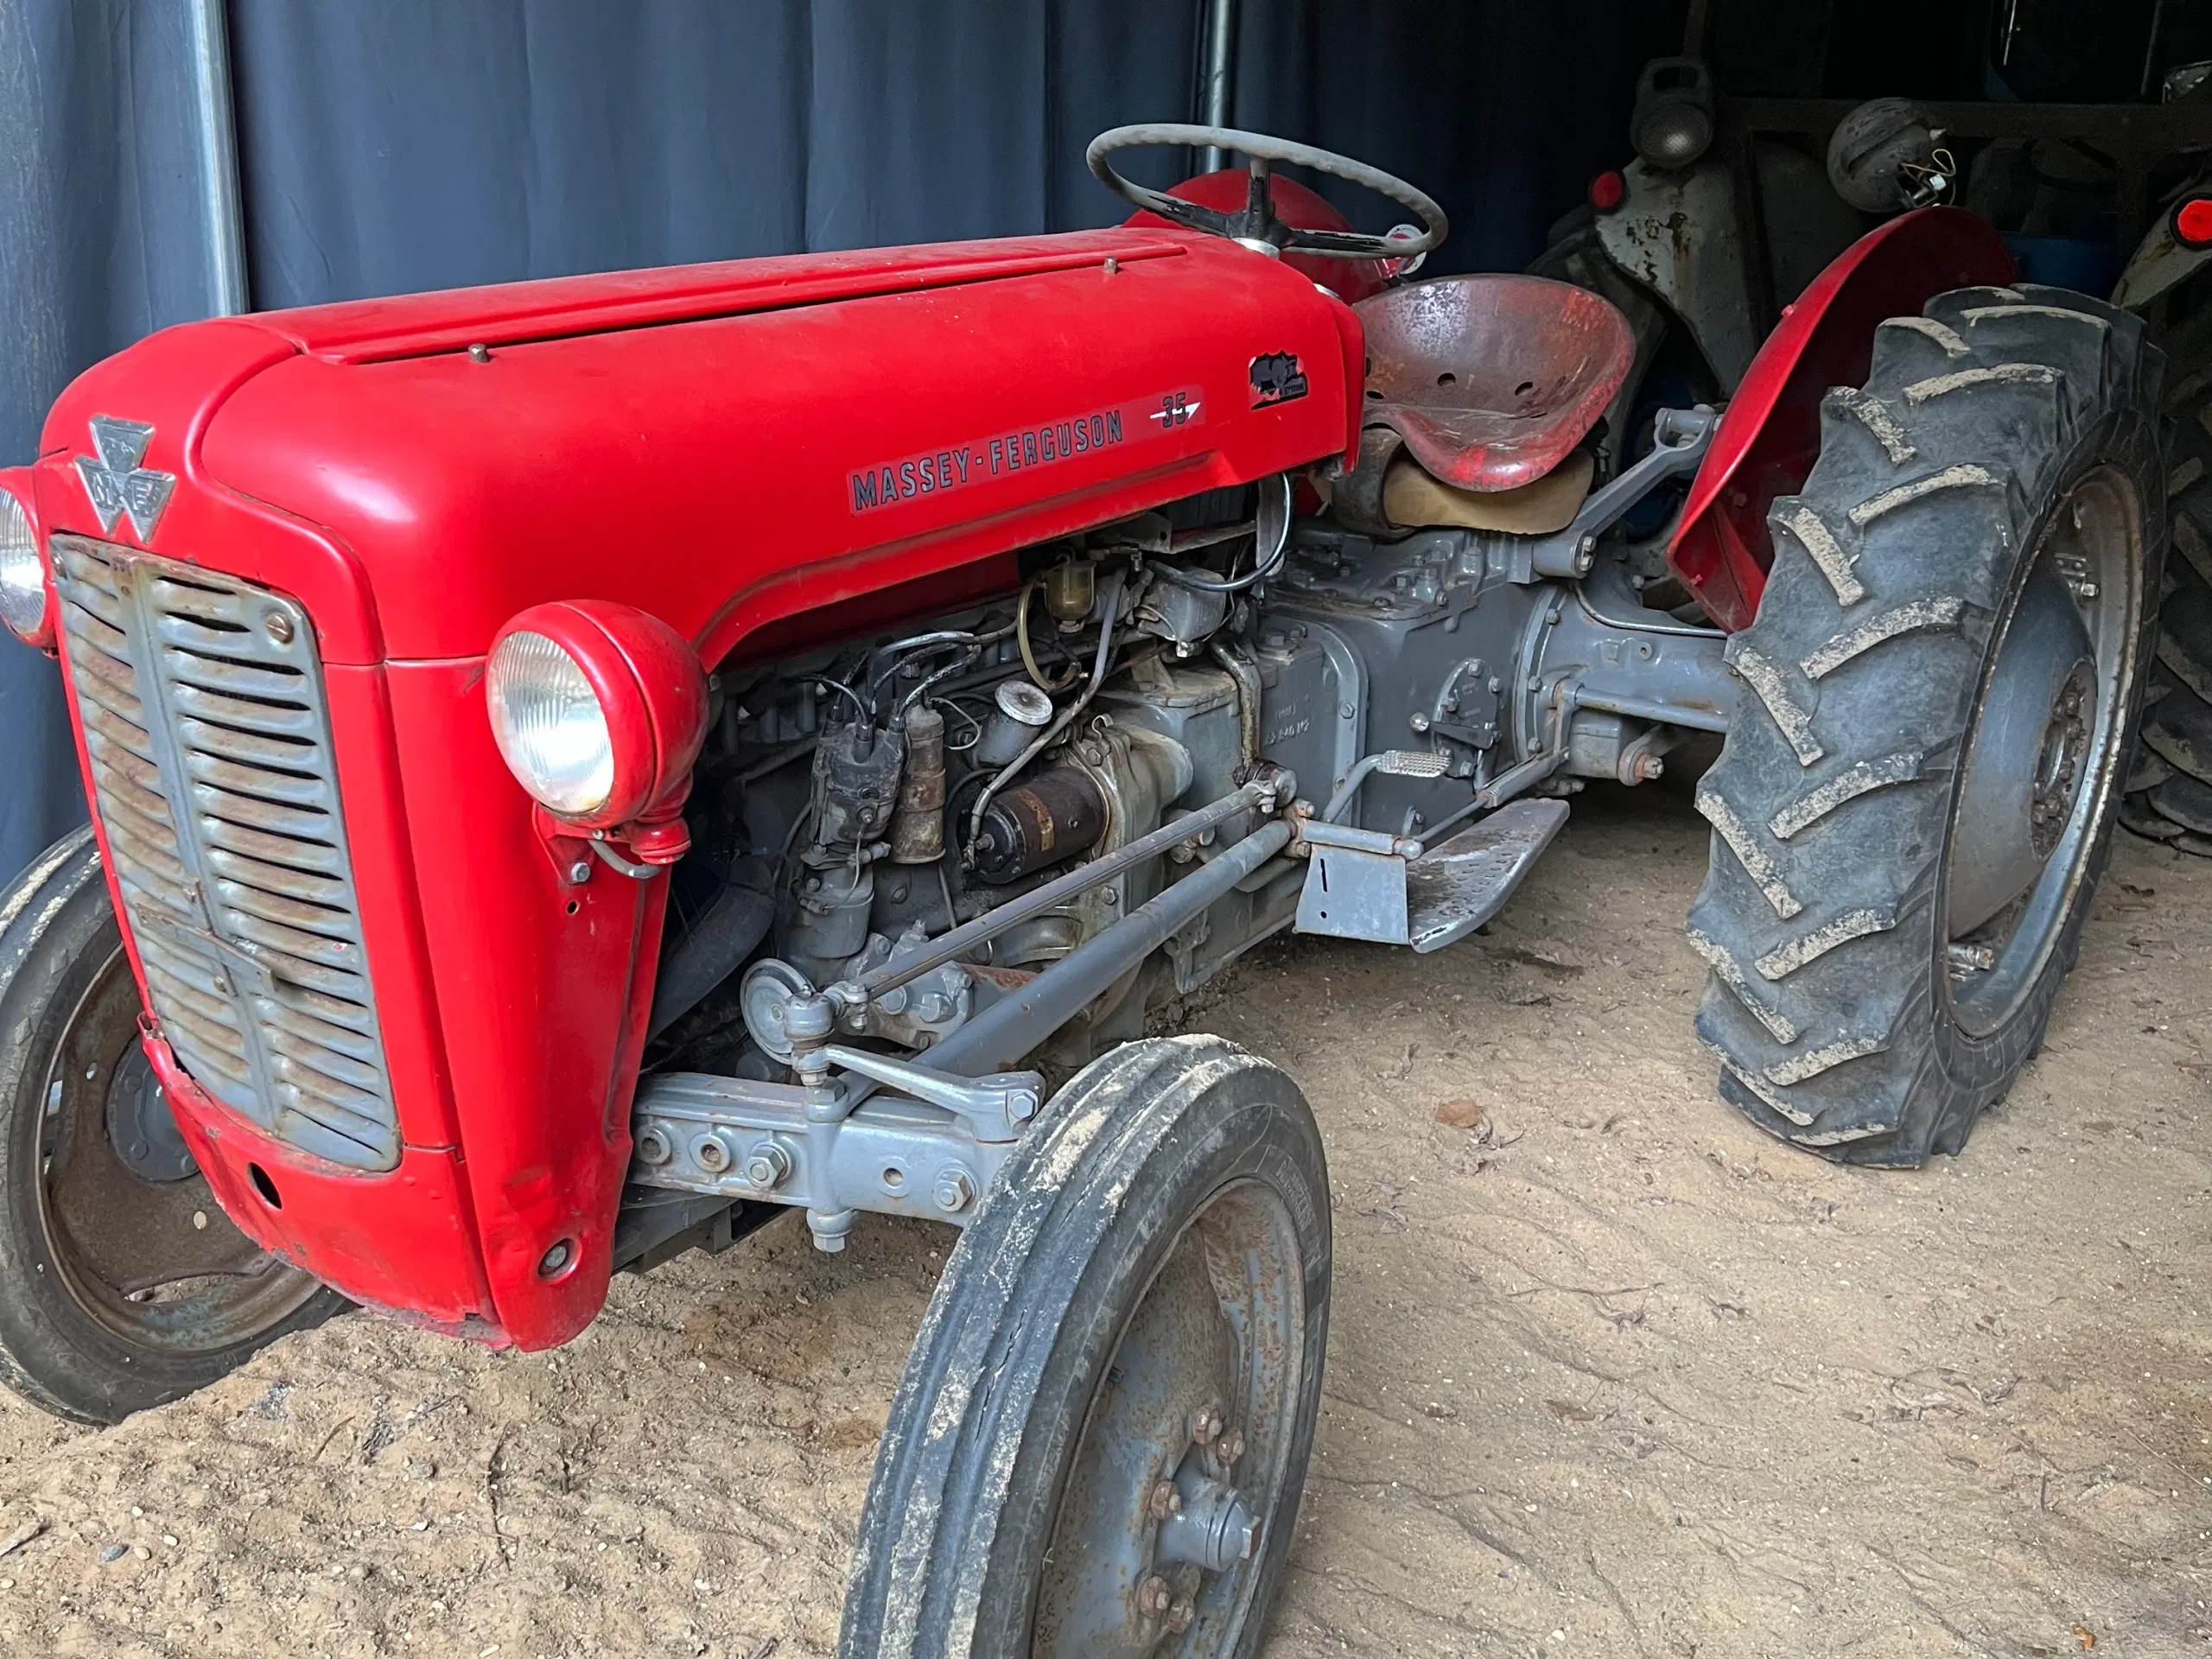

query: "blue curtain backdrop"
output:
0 0 1675 888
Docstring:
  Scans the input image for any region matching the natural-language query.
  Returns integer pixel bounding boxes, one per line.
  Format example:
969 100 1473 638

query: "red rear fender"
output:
1667 207 2015 630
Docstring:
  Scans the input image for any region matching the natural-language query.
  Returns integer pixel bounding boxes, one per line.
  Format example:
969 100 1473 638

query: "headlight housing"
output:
487 630 616 814
0 482 51 649
486 601 709 835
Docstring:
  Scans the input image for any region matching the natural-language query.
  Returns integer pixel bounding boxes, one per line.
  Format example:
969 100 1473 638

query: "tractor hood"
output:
34 230 1360 664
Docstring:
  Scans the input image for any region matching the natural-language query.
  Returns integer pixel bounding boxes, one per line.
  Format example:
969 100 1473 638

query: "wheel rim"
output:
35 945 326 1354
1943 465 2143 1035
1032 1179 1306 1656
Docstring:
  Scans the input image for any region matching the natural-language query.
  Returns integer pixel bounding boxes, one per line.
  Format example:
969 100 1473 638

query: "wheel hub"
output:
2030 659 2094 861
1947 565 2097 937
1943 465 2141 1033
104 1041 197 1183
1032 1185 1301 1656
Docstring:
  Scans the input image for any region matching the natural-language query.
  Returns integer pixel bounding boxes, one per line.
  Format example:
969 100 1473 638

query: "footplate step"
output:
1295 798 1568 951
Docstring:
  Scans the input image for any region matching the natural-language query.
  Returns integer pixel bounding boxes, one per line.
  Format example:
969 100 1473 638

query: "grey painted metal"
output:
628 1069 1014 1230
1321 747 1452 822
845 778 1273 1006
927 817 1294 1077
1948 565 2095 935
48 538 398 1170
1525 405 1716 580
1294 841 1408 944
1157 1469 1259 1573
186 0 248 315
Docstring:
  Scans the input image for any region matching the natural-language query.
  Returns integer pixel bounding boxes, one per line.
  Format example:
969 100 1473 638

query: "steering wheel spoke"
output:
1088 123 1446 263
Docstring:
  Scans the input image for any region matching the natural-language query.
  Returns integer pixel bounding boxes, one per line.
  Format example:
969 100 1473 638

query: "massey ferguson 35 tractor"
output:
0 126 2165 1653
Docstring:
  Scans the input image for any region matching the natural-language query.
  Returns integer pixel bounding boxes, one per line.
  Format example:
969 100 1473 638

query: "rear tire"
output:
838 1034 1330 1658
2121 359 2212 853
0 828 343 1422
1688 283 2164 1166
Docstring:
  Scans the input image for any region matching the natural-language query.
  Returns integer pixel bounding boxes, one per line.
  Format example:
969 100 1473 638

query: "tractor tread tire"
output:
1688 283 2164 1166
2122 332 2212 844
838 1033 1329 1659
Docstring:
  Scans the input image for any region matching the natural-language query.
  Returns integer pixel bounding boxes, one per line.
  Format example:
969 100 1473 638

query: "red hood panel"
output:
168 230 1357 663
243 231 1193 364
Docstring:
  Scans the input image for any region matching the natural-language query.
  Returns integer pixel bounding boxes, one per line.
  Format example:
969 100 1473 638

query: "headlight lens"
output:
486 629 615 814
0 491 47 644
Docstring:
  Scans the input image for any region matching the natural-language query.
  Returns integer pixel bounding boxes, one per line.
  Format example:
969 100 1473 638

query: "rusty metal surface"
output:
50 536 399 1171
1592 161 1761 393
39 943 327 1353
1351 275 1635 494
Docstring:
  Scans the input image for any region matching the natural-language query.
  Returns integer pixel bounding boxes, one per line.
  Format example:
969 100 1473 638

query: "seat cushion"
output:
1353 275 1634 493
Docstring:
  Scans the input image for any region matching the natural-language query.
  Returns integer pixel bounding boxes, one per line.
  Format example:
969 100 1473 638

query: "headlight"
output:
486 601 709 835
0 486 51 648
487 630 616 814
1628 56 1716 173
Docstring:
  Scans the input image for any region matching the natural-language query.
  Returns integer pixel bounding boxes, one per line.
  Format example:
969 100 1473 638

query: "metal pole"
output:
1198 0 1236 172
187 0 250 315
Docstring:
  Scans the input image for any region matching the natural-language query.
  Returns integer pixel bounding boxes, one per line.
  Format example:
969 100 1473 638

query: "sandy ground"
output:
0 783 2206 1658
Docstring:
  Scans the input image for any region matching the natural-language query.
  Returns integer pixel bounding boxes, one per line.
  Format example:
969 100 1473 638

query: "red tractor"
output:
0 126 2165 1655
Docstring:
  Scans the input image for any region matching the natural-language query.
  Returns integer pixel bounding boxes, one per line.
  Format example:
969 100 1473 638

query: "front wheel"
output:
0 828 344 1422
1688 283 2164 1165
839 1034 1331 1658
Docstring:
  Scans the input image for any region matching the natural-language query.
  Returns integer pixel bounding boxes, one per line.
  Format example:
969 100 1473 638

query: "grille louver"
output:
51 535 400 1172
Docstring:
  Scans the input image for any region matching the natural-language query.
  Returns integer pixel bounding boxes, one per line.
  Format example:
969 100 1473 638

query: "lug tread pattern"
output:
1688 283 2163 1164
2124 349 2212 845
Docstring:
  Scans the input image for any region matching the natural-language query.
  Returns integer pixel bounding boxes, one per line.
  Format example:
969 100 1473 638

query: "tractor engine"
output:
636 378 1737 1227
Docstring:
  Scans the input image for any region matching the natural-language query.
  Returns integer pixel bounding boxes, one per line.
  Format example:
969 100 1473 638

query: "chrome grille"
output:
51 535 400 1171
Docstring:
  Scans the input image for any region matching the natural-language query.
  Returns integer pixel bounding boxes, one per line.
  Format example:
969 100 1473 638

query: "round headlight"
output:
486 601 709 835
1634 105 1713 169
487 629 617 815
0 488 49 647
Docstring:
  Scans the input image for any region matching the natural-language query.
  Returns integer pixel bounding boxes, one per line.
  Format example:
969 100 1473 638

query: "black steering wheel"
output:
1087 124 1448 261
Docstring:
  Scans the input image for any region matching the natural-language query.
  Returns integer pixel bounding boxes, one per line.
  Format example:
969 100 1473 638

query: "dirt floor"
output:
0 782 2207 1658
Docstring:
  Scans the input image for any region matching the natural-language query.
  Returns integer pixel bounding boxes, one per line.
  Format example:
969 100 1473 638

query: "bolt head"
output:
568 861 592 884
264 612 295 645
1136 1574 1174 1619
932 1167 976 1213
1217 1427 1245 1465
1148 1480 1182 1520
1166 1597 1197 1635
1190 1404 1223 1446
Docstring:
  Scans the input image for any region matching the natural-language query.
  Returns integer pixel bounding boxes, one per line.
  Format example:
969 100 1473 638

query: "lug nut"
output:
1216 1427 1245 1465
1136 1574 1174 1620
1166 1597 1197 1635
1190 1404 1224 1447
1148 1480 1183 1520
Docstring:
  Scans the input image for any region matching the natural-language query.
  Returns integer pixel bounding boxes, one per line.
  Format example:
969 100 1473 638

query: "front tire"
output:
0 828 344 1423
1688 283 2164 1165
839 1034 1331 1659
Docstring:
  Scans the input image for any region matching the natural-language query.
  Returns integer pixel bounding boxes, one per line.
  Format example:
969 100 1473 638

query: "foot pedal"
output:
1404 798 1567 952
1295 797 1567 950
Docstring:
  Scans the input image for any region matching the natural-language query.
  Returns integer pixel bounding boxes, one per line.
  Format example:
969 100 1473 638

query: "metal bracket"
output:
1519 405 1718 581
818 1045 1040 1143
